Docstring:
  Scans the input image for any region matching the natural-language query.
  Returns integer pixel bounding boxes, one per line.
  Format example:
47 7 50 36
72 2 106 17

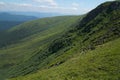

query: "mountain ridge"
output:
0 12 37 31
0 12 37 21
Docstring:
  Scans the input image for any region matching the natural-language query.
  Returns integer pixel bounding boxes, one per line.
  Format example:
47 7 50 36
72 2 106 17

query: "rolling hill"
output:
9 12 62 18
0 12 36 21
0 0 120 80
0 12 37 31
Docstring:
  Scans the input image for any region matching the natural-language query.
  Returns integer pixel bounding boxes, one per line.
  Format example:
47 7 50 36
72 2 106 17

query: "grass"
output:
0 1 120 80
9 38 120 80
0 16 82 80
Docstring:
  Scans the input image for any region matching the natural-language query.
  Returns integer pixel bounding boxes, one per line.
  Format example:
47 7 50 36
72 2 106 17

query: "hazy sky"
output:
0 0 114 14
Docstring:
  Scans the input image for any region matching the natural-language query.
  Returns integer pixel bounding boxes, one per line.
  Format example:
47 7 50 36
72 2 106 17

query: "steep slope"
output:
10 37 120 80
0 16 82 80
7 1 120 80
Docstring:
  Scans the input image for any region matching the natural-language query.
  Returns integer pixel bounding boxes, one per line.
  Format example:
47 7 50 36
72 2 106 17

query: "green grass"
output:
0 16 81 58
0 16 81 46
9 38 120 80
0 16 82 80
0 1 120 80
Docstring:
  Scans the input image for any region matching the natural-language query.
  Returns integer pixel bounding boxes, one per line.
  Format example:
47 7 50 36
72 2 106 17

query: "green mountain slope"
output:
0 16 82 80
0 1 120 80
9 37 120 80
0 16 82 47
8 0 120 79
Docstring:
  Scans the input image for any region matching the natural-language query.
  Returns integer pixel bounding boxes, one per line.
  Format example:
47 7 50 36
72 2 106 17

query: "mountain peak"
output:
77 1 120 29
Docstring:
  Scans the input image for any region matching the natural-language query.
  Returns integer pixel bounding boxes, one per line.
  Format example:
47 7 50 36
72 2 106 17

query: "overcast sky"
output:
0 0 115 14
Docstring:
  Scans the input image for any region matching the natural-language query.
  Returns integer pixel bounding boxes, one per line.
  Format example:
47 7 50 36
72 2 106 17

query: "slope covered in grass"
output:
9 37 120 80
0 1 120 80
0 16 82 47
0 16 82 80
4 1 120 79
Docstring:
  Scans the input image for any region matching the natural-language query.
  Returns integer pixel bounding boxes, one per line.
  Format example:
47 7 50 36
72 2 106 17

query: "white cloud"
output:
0 1 6 9
18 3 33 7
72 3 79 7
33 0 57 6
70 2 80 11
0 2 79 14
0 1 5 5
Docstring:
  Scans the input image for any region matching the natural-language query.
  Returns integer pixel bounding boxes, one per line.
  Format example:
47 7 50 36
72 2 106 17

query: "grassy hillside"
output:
0 16 82 47
3 0 119 79
0 16 82 80
9 37 120 80
0 1 120 80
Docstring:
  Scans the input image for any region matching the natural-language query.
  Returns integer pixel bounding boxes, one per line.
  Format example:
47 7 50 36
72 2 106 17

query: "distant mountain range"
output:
0 12 37 31
9 12 63 18
0 12 37 21
0 12 64 31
